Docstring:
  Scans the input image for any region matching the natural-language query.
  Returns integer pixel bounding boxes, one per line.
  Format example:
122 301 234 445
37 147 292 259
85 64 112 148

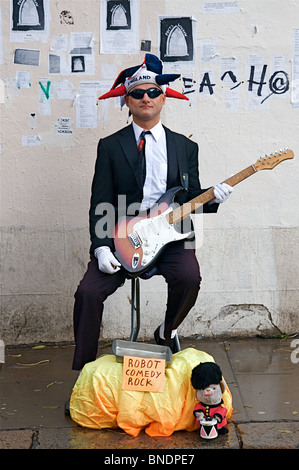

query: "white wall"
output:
1 0 298 345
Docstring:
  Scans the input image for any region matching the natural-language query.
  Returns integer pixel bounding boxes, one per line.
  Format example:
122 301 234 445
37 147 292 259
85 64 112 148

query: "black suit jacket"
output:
89 124 218 253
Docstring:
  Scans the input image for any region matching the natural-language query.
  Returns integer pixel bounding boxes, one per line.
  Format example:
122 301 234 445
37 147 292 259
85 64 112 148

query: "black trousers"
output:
72 241 201 370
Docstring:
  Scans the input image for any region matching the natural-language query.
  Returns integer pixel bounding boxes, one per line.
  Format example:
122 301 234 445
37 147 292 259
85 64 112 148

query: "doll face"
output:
196 383 223 405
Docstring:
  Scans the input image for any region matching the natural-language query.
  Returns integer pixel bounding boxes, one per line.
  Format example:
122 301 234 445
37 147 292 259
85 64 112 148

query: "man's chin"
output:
139 109 153 116
137 112 155 121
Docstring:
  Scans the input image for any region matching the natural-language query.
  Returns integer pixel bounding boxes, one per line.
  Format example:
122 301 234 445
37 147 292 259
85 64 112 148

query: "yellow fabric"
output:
70 347 233 437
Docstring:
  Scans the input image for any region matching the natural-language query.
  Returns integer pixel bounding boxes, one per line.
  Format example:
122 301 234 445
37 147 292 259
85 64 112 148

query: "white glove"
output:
212 182 233 204
94 246 121 274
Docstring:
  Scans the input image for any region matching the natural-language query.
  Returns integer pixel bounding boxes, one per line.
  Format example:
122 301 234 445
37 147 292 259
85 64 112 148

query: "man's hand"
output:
94 246 121 274
212 182 233 203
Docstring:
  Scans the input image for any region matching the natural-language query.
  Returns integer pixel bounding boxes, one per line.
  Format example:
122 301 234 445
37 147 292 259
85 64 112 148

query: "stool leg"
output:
174 333 181 352
130 278 141 342
135 278 140 340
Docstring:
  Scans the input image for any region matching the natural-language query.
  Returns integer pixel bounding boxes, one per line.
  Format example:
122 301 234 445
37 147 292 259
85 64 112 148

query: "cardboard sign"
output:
122 356 166 392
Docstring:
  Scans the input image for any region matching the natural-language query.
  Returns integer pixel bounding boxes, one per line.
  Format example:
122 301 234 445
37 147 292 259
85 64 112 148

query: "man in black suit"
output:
72 55 233 371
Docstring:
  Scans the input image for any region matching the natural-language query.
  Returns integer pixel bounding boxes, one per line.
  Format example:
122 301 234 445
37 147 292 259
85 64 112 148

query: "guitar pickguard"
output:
129 206 193 269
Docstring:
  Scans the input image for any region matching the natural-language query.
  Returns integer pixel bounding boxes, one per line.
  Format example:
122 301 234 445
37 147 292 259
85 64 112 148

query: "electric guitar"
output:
113 149 294 274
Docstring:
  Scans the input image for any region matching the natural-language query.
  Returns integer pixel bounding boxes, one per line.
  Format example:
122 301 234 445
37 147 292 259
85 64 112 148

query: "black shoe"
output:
217 426 229 435
64 397 70 416
154 327 180 354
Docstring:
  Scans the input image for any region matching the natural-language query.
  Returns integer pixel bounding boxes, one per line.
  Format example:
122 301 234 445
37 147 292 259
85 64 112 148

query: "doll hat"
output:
98 53 188 101
191 362 223 390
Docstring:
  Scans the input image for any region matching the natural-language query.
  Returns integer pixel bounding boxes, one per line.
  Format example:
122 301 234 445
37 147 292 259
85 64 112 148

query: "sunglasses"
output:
127 87 163 99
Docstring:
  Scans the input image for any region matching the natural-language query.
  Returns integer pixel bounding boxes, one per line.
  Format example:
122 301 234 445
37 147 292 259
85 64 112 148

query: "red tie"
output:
138 130 151 186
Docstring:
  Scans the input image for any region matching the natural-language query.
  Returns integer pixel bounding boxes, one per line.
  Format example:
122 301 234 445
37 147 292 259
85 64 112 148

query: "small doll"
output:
191 362 228 438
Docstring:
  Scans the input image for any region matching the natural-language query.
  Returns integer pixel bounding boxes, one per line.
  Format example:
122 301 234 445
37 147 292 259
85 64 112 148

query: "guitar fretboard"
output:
166 164 257 224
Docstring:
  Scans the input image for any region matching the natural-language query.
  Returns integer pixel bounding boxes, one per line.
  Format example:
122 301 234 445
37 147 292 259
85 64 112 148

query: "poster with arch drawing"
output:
10 0 50 42
159 16 195 63
100 0 139 54
11 0 45 31
106 0 131 30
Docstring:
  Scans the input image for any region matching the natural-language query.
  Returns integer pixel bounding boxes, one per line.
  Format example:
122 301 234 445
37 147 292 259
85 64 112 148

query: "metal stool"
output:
129 267 181 351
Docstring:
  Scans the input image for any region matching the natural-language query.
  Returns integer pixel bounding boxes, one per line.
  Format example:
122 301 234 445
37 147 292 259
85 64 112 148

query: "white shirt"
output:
132 120 167 211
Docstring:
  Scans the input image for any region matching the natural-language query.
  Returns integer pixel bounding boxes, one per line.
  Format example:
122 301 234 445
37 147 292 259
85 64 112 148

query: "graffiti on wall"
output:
182 62 290 108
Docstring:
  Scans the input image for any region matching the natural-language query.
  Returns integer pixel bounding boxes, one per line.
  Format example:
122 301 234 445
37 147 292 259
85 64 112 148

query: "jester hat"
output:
98 53 188 101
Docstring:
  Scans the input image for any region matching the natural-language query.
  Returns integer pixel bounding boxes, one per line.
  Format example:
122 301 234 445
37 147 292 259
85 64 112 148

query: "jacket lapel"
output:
164 126 187 190
118 124 142 188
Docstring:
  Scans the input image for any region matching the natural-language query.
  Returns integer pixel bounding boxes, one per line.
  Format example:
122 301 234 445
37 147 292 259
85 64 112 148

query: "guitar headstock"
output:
254 149 294 171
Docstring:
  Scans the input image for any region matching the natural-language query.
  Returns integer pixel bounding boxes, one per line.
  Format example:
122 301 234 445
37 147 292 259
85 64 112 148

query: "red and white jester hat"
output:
98 53 189 101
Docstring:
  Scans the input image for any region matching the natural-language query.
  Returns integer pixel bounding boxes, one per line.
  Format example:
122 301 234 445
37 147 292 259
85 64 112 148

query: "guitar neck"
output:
167 164 257 225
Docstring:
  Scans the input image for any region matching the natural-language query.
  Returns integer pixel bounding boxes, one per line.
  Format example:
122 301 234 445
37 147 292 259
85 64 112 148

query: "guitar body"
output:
113 186 193 274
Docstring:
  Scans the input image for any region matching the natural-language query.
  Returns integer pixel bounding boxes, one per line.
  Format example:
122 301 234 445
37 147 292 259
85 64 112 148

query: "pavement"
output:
0 336 298 456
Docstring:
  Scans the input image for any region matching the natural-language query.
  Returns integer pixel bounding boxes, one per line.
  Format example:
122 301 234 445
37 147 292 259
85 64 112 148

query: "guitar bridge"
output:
128 232 141 249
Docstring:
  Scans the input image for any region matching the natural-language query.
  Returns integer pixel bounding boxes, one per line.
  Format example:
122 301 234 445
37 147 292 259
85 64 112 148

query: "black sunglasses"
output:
127 87 163 99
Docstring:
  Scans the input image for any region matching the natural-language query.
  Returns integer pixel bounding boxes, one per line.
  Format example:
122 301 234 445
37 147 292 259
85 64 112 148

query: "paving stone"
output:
0 429 34 449
239 422 299 449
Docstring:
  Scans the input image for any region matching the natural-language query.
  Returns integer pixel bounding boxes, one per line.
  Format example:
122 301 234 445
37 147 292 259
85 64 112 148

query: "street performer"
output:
71 54 233 371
